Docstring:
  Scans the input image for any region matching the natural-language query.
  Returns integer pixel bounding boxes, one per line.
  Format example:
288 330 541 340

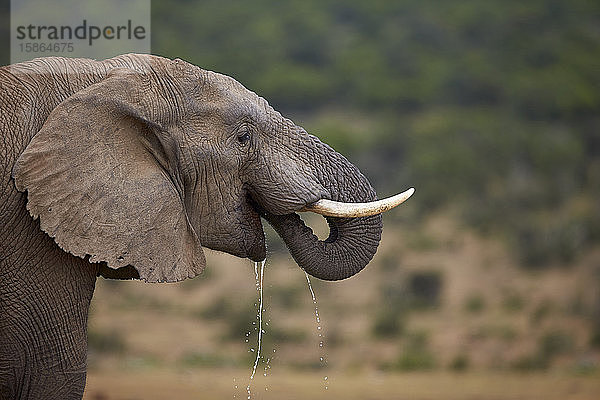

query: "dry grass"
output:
84 369 600 400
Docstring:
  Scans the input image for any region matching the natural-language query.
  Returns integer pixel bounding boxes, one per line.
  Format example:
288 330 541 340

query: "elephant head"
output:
12 55 412 283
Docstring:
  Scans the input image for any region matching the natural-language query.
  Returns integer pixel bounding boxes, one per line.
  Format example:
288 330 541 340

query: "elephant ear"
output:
12 68 205 283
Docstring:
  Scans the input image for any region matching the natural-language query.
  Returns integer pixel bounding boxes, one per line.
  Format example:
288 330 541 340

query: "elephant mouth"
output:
243 198 268 263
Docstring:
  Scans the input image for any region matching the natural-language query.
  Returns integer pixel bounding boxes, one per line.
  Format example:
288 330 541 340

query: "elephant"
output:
0 54 412 399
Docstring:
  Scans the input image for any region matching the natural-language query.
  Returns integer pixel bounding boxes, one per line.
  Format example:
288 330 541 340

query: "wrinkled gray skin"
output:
0 54 382 399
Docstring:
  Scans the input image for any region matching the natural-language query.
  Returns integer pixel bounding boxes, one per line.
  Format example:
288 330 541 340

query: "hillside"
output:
84 212 600 398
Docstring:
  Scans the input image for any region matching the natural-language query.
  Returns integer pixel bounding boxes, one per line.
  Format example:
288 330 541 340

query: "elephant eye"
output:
237 128 251 145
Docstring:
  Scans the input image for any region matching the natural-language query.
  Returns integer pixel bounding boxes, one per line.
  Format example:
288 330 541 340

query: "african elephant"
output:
0 54 412 399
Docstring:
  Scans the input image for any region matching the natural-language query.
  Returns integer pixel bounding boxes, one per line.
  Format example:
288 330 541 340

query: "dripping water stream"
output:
246 260 266 399
304 272 328 390
238 261 329 398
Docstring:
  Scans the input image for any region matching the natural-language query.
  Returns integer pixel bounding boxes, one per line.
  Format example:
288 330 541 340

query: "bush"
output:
194 297 232 320
512 330 575 371
514 217 590 269
179 351 235 368
511 354 549 371
502 292 525 313
264 326 307 345
88 329 126 354
531 300 554 323
396 349 436 371
464 294 486 314
269 284 303 310
393 331 436 371
407 270 443 309
223 304 260 342
372 311 406 339
539 330 574 360
591 329 600 349
373 277 411 338
449 354 470 371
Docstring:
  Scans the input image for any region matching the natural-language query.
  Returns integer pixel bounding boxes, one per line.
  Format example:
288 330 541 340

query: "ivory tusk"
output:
301 187 415 218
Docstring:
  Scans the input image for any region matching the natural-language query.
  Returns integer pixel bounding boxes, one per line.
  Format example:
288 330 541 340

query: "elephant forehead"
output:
201 70 270 112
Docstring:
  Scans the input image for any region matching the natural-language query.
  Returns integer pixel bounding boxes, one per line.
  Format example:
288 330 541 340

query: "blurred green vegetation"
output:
179 351 239 368
391 331 436 371
512 330 575 371
464 293 486 314
88 329 127 355
3 0 598 265
149 0 600 268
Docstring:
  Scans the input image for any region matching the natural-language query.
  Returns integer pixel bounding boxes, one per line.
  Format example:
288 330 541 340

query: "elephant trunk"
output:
263 146 383 281
265 213 382 281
